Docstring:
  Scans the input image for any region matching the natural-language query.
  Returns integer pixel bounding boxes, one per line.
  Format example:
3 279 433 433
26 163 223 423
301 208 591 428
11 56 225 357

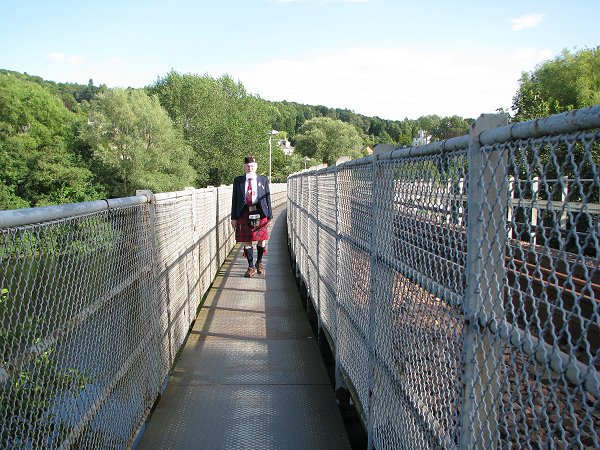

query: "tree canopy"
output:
80 88 196 197
147 70 275 186
511 46 600 122
0 73 102 209
294 117 365 166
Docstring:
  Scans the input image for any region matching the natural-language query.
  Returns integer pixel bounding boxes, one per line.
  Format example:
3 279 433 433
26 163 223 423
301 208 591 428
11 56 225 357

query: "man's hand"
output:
231 219 237 229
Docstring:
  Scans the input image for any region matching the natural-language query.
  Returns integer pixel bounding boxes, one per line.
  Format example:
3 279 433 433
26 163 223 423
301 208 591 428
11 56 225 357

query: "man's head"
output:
244 155 257 174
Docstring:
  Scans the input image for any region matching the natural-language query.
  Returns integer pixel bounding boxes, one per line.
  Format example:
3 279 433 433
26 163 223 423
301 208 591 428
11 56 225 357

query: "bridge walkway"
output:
135 207 351 449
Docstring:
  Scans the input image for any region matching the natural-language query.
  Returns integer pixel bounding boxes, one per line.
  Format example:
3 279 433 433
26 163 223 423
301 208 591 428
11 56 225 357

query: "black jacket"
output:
231 174 272 220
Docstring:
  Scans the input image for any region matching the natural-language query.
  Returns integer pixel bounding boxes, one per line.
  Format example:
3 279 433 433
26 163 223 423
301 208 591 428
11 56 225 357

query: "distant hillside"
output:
0 69 473 147
0 69 107 111
269 99 474 147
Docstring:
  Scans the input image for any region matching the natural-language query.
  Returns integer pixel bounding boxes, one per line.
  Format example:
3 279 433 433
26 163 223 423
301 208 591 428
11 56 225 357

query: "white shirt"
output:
245 174 258 204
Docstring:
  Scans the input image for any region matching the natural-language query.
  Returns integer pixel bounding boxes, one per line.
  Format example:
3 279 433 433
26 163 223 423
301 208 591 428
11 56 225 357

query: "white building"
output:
412 130 430 146
277 139 295 156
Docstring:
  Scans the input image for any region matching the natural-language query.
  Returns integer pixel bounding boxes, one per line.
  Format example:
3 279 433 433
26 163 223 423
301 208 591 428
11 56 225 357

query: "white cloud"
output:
46 52 65 61
231 46 552 120
46 52 85 64
510 14 544 31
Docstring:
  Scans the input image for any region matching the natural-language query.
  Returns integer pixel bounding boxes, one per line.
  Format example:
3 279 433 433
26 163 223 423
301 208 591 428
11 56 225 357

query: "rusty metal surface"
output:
135 208 351 450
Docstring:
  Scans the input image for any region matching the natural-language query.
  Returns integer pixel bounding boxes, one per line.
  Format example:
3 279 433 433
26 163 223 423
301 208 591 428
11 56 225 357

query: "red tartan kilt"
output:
235 207 269 242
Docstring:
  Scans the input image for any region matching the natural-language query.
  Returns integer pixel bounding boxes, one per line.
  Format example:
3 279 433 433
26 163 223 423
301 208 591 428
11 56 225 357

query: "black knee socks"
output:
244 247 254 267
256 245 265 265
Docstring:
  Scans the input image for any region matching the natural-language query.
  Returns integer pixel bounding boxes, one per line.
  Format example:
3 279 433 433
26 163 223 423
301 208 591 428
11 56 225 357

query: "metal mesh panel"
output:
464 130 600 448
154 193 195 368
300 176 310 285
194 188 217 307
216 186 233 271
1 204 158 448
286 105 599 449
287 178 301 276
337 164 374 415
318 227 337 339
271 183 288 210
1 182 280 448
317 172 338 343
307 174 319 309
372 151 468 448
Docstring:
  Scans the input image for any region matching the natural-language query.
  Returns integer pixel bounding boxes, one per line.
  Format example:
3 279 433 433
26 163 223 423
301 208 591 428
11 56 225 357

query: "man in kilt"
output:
230 155 273 277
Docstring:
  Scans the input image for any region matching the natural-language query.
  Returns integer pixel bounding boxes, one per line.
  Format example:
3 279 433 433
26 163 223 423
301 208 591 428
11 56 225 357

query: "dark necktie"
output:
246 179 253 206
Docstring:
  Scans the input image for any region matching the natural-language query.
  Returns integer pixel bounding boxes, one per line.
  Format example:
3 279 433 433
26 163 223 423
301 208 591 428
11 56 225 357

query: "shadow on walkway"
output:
135 207 351 450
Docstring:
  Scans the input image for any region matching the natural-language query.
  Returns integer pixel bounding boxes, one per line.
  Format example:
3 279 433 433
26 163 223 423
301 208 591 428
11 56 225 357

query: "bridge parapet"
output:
0 183 287 448
287 105 600 449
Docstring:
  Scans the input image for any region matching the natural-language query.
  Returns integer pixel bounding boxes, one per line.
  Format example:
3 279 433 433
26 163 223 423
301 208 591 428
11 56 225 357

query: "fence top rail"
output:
154 190 194 202
0 195 150 229
288 104 600 180
0 183 284 229
481 104 600 145
289 132 470 179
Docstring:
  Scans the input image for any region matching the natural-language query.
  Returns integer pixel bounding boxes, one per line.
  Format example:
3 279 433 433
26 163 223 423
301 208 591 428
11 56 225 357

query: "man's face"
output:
244 162 257 174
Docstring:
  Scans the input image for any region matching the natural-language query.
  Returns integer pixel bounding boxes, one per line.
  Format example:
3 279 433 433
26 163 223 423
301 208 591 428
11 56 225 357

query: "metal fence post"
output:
297 175 302 279
296 176 300 278
459 113 508 450
307 174 313 302
185 187 197 318
334 165 346 394
459 177 465 227
366 156 379 449
214 187 221 277
135 190 162 393
301 174 307 280
315 173 322 335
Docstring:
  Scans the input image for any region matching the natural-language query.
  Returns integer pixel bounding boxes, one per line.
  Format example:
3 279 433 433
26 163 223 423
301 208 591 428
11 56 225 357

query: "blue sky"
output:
1 0 598 120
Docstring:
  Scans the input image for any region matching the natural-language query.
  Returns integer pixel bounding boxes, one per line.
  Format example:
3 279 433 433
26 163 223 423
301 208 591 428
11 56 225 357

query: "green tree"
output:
269 144 288 183
0 70 106 113
80 88 196 197
147 71 274 186
395 120 416 146
280 153 318 177
368 116 386 138
294 117 365 166
0 73 102 209
272 101 299 140
509 47 599 231
431 115 472 141
512 46 600 122
415 115 442 140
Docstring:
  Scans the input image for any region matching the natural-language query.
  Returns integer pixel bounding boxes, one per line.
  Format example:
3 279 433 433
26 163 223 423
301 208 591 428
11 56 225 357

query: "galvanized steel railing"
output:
0 184 287 449
287 105 600 449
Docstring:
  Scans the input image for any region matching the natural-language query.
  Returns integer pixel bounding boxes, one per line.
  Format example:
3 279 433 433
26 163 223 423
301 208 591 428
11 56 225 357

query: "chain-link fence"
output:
287 106 600 449
0 184 287 449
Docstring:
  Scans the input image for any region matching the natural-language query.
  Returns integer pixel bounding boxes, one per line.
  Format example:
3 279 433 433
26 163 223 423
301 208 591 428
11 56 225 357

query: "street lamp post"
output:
268 129 279 182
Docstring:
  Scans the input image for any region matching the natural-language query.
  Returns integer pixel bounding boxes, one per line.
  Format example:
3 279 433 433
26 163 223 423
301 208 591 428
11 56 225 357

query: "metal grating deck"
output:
135 208 351 450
